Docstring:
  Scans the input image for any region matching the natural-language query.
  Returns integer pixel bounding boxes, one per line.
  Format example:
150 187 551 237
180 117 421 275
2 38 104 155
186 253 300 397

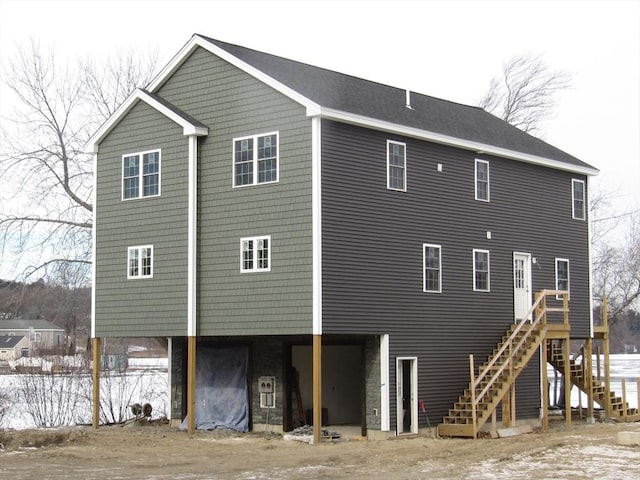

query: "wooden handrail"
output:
472 290 568 413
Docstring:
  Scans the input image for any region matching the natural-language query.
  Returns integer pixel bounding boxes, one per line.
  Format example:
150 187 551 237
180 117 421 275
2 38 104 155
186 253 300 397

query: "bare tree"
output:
0 40 158 282
480 54 573 136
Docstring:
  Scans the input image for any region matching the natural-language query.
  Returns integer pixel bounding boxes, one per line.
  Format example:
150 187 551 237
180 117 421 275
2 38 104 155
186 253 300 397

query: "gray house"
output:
0 319 67 354
88 35 598 438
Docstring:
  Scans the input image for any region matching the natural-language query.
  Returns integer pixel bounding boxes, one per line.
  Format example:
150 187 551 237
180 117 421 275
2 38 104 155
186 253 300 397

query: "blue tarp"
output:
181 345 249 432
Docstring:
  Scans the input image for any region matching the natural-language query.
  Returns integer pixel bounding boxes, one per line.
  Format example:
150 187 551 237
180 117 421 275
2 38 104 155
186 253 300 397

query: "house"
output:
0 319 67 354
0 335 30 361
88 34 601 438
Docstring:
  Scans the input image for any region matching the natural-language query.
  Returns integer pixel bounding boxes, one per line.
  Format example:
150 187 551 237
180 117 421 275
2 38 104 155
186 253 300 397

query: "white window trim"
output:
386 140 407 192
475 159 490 202
121 149 162 201
232 132 279 188
572 179 586 220
555 258 570 300
240 235 271 273
473 249 490 292
423 243 442 293
127 245 154 279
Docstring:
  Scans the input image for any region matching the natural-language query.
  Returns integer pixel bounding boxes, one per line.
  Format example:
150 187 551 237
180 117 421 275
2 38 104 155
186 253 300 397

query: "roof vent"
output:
405 89 414 110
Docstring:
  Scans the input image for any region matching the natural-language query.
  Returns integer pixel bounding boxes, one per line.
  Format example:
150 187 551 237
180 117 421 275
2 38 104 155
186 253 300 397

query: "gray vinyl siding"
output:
156 47 313 336
320 119 591 425
95 101 189 337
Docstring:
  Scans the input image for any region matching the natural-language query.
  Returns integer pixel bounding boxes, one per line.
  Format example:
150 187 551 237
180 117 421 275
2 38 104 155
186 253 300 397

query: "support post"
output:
92 337 101 429
585 337 594 421
502 389 512 428
541 338 549 431
187 336 196 435
313 334 322 445
469 354 477 439
621 379 627 422
563 339 571 427
603 298 612 418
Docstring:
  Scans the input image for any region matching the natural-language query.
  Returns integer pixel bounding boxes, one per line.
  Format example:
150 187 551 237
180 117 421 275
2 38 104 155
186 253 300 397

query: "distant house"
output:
88 35 600 438
0 335 30 361
0 319 67 353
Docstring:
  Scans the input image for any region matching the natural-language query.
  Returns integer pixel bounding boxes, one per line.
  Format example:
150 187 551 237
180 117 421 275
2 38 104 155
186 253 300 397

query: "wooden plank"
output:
187 336 196 435
313 334 322 445
92 337 101 430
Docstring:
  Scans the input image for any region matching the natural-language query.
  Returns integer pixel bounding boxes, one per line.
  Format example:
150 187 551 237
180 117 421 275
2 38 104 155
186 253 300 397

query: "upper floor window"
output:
123 150 160 200
29 331 41 343
475 159 490 201
128 245 153 279
555 258 570 299
473 249 490 292
387 140 406 191
423 244 442 293
572 179 585 220
234 133 278 187
241 236 271 272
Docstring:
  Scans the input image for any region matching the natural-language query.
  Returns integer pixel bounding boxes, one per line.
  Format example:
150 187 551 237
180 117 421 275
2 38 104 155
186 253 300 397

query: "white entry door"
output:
513 252 532 321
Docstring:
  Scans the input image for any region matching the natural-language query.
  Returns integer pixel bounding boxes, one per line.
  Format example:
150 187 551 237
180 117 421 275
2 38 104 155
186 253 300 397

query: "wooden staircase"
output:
437 291 557 438
547 342 640 422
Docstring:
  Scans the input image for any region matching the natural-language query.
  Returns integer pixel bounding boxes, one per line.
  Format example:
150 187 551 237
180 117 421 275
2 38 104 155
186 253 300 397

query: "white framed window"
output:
475 159 490 201
572 179 585 220
423 244 442 293
555 258 570 300
240 236 271 272
29 331 41 343
122 150 161 200
473 249 490 292
233 132 279 187
128 246 153 279
387 140 406 191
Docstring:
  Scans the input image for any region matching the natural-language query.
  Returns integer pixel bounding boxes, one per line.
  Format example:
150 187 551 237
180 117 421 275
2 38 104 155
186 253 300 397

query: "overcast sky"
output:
0 0 639 276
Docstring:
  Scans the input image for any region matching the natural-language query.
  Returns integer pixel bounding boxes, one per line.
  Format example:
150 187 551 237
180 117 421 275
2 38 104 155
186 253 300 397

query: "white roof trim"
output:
313 108 599 176
85 89 208 153
149 36 322 117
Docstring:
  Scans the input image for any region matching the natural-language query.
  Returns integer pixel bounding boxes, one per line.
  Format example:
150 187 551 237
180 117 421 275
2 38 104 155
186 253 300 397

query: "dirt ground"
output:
1 420 639 480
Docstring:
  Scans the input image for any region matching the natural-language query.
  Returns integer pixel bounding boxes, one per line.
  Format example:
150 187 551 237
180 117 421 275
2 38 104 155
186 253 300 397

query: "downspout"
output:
186 135 198 435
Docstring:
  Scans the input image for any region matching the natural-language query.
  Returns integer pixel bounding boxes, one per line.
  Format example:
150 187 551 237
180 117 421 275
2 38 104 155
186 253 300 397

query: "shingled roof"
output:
197 35 596 174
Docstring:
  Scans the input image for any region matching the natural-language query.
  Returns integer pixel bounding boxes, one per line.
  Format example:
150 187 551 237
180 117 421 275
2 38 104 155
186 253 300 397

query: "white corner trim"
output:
312 107 600 177
91 152 97 338
85 89 208 153
187 135 198 337
380 334 390 431
587 177 594 338
312 117 322 335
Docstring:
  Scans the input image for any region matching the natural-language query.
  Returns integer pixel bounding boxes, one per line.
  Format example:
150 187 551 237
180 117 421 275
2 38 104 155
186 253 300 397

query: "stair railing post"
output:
622 379 627 422
563 291 569 326
541 337 549 431
469 354 477 439
563 338 572 427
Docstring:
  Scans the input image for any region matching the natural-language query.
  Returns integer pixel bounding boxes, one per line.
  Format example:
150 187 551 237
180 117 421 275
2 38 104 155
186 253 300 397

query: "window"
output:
29 331 41 343
572 179 585 220
423 244 442 293
234 133 278 187
555 258 570 299
128 246 153 279
122 150 161 200
473 249 490 292
240 236 271 272
475 159 490 201
387 140 406 191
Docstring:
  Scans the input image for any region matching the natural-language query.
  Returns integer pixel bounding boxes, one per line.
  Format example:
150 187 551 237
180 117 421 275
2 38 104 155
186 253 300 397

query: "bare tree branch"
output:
480 54 573 137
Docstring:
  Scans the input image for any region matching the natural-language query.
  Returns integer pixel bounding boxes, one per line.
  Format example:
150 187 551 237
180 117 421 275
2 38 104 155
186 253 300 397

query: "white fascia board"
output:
85 89 208 153
179 36 322 116
313 108 600 177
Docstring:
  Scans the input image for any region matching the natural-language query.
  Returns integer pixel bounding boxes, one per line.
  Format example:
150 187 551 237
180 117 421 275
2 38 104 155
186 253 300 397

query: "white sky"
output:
0 0 639 275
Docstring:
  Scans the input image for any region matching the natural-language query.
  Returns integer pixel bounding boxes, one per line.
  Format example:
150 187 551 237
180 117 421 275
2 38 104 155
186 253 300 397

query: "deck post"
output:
187 336 196 435
469 354 477 439
563 338 571 427
603 298 612 418
585 337 594 422
313 334 322 445
541 338 549 431
92 337 101 429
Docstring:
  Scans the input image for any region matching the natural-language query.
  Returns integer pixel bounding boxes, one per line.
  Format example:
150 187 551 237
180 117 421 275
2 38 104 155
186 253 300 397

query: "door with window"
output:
513 252 532 321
